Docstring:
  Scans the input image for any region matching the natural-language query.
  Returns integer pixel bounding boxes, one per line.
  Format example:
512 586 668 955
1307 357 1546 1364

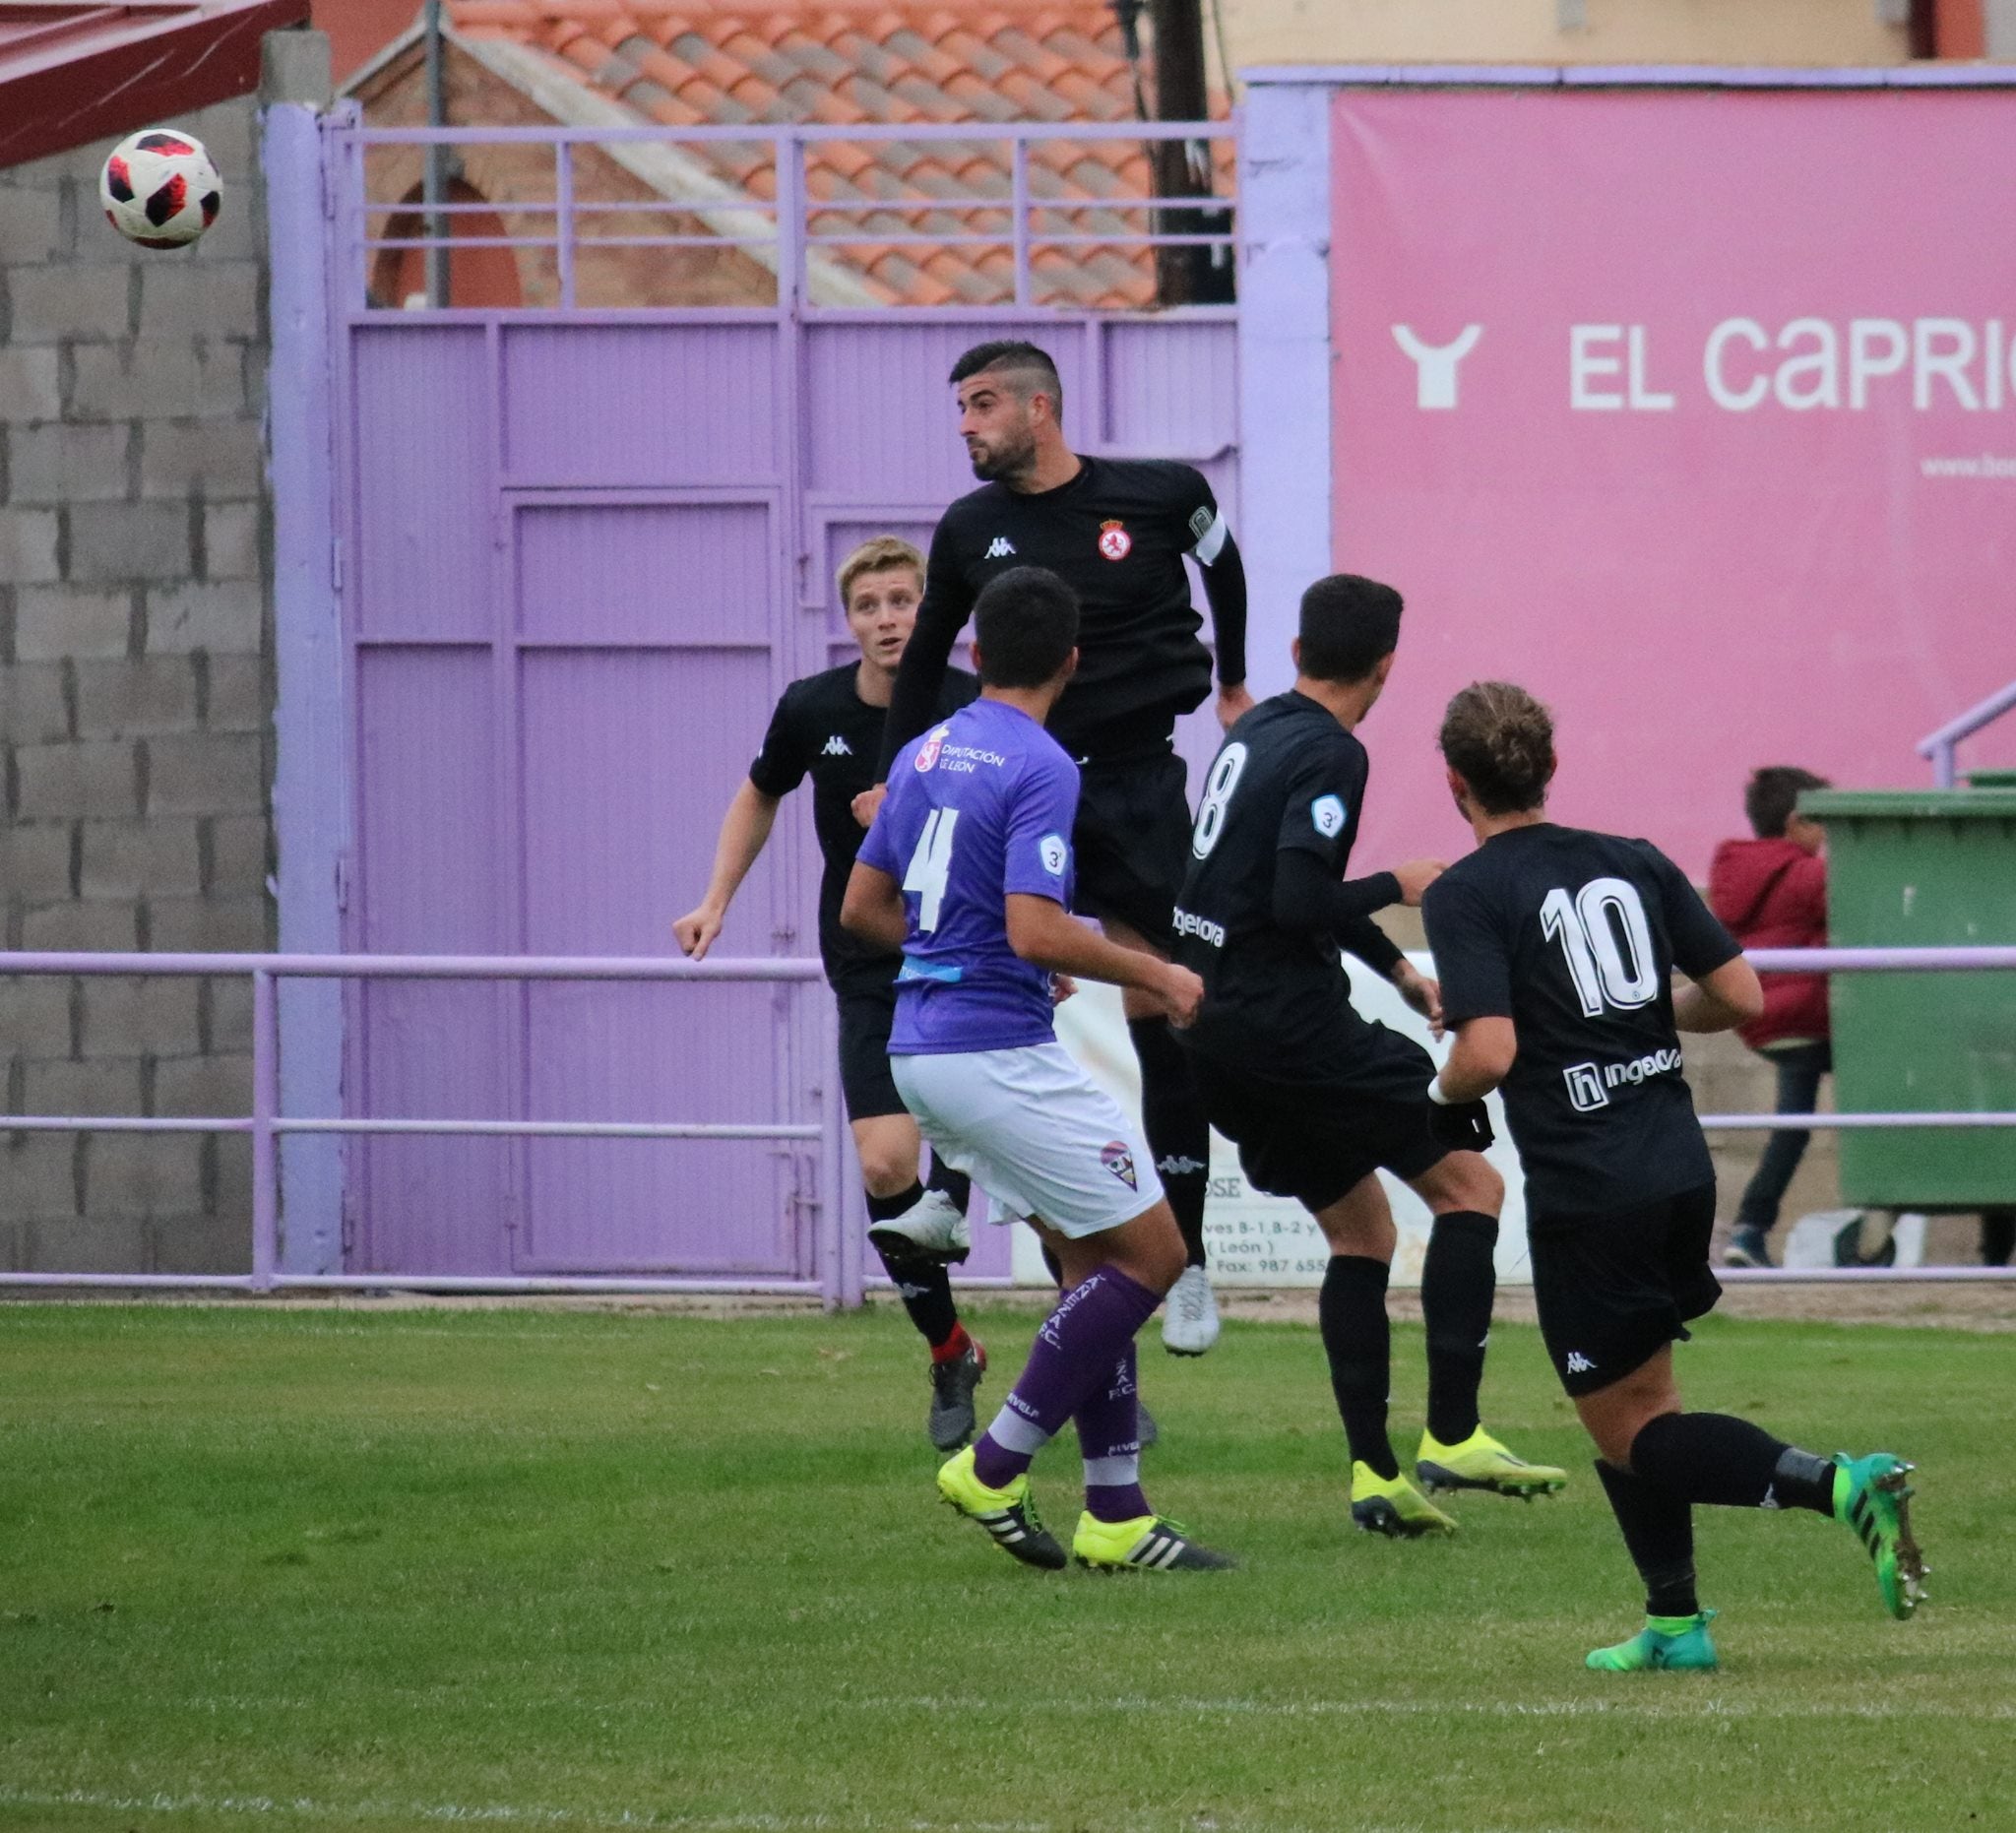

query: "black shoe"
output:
927 1340 985 1451
1724 1228 1773 1269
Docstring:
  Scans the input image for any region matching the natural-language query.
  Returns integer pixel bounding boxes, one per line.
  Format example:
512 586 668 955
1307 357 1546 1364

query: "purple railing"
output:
1 945 2011 1293
339 118 1238 314
0 953 847 1302
1918 679 2016 787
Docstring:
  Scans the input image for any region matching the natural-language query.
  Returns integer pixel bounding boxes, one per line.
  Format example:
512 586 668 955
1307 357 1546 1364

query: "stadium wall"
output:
1237 67 2016 1249
0 83 286 1276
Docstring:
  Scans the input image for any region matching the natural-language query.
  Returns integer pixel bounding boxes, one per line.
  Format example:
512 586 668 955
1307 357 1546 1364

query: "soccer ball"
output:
99 128 222 249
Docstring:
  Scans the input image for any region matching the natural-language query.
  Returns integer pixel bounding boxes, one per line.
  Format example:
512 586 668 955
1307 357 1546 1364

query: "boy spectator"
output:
1706 768 1832 1269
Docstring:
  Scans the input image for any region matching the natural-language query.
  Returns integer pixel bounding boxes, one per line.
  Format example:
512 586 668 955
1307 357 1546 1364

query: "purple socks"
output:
972 1265 1163 1496
1075 1343 1148 1523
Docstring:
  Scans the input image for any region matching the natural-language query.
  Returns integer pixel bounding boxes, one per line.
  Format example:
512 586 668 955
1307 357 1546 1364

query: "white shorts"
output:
892 1042 1165 1240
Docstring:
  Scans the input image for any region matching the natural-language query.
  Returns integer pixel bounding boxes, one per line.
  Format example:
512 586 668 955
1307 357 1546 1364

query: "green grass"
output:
0 1301 2008 1833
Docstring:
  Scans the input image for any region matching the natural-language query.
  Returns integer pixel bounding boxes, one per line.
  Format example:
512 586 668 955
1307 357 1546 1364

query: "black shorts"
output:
1072 747 1192 942
1188 1023 1447 1214
1530 1183 1722 1397
834 982 904 1122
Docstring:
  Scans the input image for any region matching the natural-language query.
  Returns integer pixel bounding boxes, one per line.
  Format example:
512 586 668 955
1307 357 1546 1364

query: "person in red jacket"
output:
1706 768 1832 1268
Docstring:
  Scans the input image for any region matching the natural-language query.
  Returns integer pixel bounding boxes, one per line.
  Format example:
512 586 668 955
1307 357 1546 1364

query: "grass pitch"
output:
0 1301 2008 1833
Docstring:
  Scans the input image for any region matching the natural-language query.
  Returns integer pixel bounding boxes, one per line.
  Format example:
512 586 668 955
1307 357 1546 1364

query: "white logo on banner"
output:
1393 324 1483 409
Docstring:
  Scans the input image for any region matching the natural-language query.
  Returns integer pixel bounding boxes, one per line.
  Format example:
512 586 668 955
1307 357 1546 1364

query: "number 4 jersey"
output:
857 697 1080 1055
1421 825 1742 1220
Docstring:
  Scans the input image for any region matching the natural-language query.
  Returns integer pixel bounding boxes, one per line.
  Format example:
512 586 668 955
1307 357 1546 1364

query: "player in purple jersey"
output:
844 566 1233 1573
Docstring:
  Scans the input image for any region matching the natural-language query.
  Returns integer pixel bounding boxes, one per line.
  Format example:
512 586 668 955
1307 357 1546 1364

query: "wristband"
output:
1426 1078 1453 1106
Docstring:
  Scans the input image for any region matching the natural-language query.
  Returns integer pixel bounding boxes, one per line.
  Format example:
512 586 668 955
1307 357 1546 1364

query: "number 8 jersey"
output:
1421 826 1742 1221
857 697 1080 1055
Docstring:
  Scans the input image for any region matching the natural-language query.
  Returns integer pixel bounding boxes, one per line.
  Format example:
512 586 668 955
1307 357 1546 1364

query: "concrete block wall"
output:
0 94 273 1276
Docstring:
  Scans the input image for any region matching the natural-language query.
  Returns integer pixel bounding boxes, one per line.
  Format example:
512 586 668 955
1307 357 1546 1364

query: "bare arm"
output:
1005 894 1202 1026
1434 1016 1518 1103
839 860 909 953
1672 956 1765 1034
673 781 781 961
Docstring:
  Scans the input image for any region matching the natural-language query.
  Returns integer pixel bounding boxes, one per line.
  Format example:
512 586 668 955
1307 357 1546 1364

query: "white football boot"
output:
867 1187 972 1264
1161 1264 1221 1356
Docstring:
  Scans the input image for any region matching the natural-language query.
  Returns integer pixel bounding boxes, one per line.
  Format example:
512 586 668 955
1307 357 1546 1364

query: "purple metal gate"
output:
324 118 1239 1282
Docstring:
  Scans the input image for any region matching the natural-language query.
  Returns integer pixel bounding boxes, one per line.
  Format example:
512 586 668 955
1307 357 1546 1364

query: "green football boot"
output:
1586 1610 1720 1673
1350 1462 1458 1538
1416 1425 1568 1499
1832 1452 1927 1620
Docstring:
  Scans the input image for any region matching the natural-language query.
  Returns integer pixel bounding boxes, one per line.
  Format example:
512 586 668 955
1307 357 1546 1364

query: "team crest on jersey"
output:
1098 519 1132 561
914 725 950 772
1100 1141 1139 1189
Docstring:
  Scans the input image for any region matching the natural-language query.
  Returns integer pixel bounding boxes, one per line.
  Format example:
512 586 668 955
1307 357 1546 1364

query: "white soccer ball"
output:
99 128 222 249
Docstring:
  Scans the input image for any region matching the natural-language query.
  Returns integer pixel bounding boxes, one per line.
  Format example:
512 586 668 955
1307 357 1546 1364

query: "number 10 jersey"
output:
1421 824 1742 1221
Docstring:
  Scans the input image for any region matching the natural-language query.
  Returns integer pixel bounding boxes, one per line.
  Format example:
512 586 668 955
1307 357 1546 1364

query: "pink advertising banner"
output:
1331 88 2016 878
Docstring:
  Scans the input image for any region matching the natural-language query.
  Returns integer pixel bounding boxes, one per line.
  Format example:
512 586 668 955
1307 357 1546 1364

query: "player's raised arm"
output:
674 781 781 961
1182 475 1253 727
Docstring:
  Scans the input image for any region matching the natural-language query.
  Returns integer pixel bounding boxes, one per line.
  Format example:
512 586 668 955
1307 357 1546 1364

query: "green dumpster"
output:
1800 789 2016 1207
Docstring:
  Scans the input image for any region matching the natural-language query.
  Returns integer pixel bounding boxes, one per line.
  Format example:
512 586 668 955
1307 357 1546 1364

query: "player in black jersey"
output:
860 340 1250 1357
675 537 986 1450
1422 681 1925 1671
1173 575 1566 1537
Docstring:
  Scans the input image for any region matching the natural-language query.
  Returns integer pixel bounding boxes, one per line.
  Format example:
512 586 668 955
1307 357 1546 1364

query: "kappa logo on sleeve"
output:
1310 794 1346 838
1039 833 1068 876
914 725 950 772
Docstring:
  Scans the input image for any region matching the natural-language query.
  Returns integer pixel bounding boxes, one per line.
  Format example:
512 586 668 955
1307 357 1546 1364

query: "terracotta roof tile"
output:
438 0 1229 307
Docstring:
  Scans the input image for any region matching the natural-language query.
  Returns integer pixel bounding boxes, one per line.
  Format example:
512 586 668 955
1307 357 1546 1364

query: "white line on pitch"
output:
850 1691 2014 1725
0 1789 1053 1833
0 1787 1445 1833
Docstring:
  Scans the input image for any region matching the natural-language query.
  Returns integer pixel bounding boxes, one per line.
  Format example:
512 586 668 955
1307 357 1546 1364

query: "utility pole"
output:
423 0 450 308
1145 0 1231 305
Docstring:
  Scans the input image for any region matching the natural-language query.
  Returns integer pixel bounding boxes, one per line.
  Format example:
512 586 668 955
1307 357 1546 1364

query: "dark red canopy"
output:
0 0 310 169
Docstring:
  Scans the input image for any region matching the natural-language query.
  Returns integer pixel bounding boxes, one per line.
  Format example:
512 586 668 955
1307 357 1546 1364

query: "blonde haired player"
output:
676 537 984 1448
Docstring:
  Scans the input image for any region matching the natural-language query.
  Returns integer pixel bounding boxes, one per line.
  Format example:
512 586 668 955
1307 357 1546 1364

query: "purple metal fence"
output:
313 117 1242 1284
3 948 2012 1293
0 953 845 1298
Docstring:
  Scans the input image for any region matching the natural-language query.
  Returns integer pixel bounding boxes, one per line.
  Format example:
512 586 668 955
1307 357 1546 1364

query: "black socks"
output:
866 1180 958 1349
1128 1016 1212 1269
1630 1413 1837 1516
864 1181 923 1225
1595 1459 1699 1618
1420 1210 1497 1445
1319 1254 1398 1480
924 1152 971 1214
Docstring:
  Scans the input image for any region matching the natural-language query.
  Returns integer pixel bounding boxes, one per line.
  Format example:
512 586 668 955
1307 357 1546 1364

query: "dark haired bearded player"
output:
857 340 1250 1358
